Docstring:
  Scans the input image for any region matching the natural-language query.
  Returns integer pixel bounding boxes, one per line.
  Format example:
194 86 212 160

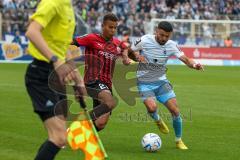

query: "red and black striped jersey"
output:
73 33 126 89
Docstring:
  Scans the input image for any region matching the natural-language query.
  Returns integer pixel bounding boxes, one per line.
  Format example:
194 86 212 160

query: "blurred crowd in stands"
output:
0 0 239 47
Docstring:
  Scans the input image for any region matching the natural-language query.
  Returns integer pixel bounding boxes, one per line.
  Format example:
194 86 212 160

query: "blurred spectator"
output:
0 1 4 10
3 0 17 10
28 0 38 9
178 34 186 45
88 7 98 27
0 0 240 47
117 18 129 35
224 36 233 47
12 30 22 45
202 23 212 45
195 34 202 45
121 30 131 47
143 15 152 34
80 3 87 21
210 35 219 47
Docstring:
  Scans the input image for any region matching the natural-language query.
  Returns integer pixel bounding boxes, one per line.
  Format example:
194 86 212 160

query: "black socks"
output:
35 140 61 160
89 103 111 121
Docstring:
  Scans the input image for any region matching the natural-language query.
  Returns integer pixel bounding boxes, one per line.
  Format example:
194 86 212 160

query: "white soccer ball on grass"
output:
141 133 162 152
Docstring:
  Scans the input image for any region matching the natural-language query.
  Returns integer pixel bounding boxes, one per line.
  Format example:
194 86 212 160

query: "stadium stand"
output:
0 0 239 46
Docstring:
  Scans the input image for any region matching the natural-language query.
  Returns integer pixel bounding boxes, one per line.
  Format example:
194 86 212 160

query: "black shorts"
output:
25 59 68 121
85 80 112 108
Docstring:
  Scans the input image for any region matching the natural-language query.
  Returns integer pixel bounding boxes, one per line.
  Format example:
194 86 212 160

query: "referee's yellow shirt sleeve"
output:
30 0 57 28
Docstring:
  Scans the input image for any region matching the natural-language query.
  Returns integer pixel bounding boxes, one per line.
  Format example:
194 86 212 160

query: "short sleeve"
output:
119 41 127 50
30 0 58 28
73 34 92 47
171 43 184 58
131 37 143 51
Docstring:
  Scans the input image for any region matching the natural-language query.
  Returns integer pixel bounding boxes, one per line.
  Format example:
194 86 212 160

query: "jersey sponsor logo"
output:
98 50 116 60
134 38 141 46
141 63 167 71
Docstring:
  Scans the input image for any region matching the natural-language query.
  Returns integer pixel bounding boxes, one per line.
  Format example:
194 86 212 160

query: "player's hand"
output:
122 58 131 65
193 63 204 71
73 69 87 96
73 71 87 102
136 55 147 63
73 85 87 101
53 60 76 85
71 67 87 100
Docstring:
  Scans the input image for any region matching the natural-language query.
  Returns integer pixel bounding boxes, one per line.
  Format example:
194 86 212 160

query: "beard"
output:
158 41 166 45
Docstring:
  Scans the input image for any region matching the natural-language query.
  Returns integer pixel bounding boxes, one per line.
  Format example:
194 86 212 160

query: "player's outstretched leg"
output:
149 110 169 134
35 116 67 160
144 98 169 134
173 115 188 150
164 98 188 150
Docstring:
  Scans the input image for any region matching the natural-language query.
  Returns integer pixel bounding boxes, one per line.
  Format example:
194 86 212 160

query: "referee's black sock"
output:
35 140 60 160
88 103 112 121
93 121 101 132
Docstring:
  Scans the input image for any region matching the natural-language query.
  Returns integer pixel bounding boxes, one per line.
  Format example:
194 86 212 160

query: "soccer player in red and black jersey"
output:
72 13 131 131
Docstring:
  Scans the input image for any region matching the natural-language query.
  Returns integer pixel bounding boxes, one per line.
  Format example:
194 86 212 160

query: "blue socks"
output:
149 110 160 121
172 115 182 141
149 111 183 141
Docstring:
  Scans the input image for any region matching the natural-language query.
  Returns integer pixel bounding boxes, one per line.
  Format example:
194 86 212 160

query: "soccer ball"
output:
141 133 162 152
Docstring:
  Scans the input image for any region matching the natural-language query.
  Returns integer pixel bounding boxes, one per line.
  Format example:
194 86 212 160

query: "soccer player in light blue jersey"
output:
131 21 204 150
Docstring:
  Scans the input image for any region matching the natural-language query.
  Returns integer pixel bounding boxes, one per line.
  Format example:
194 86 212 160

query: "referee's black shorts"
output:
25 59 68 122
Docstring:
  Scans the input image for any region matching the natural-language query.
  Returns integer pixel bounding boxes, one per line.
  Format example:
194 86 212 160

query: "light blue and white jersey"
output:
131 34 184 82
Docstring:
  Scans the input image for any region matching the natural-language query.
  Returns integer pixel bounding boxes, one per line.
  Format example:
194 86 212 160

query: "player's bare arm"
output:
66 59 87 99
26 21 77 84
179 55 204 71
26 21 56 61
121 48 131 65
127 48 146 63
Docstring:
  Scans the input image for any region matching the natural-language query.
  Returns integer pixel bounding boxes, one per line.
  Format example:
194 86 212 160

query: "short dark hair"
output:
103 13 119 23
158 21 173 32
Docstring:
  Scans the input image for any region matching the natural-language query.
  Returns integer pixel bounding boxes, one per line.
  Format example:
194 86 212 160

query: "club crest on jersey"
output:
96 42 104 48
163 49 167 55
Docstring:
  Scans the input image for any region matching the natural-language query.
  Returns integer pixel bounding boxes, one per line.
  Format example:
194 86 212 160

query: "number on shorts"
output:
99 83 108 90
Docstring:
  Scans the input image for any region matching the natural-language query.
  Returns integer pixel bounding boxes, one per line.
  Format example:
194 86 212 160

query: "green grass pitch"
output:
0 63 239 160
